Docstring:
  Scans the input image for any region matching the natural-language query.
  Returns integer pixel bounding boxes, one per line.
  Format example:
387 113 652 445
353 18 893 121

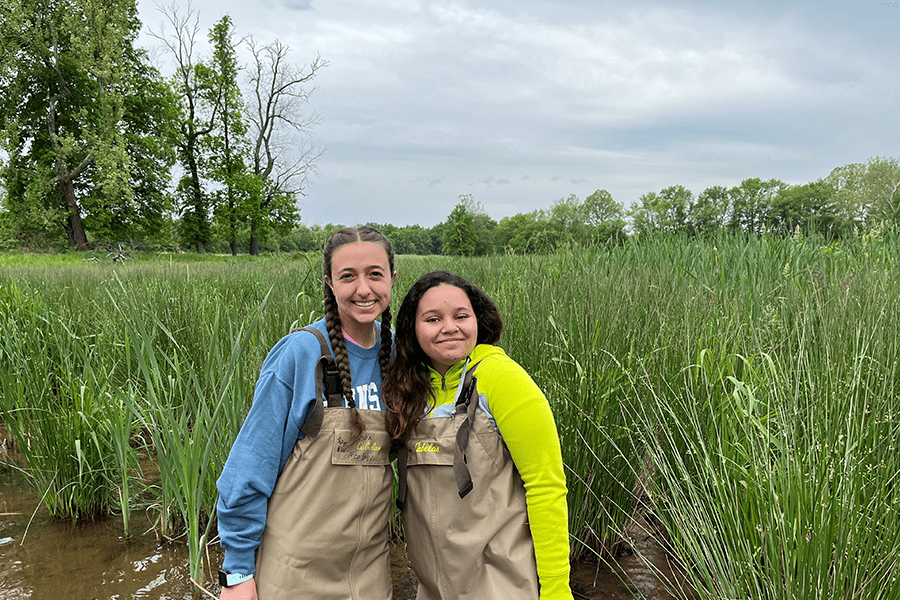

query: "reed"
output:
0 279 125 522
109 275 268 585
3 231 899 599
621 232 900 599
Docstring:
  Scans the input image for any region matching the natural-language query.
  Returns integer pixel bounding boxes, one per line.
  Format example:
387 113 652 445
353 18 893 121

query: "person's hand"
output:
219 578 258 600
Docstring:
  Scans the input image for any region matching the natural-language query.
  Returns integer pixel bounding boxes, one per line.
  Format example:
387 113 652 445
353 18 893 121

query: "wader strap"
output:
395 442 409 510
453 367 480 499
297 327 344 438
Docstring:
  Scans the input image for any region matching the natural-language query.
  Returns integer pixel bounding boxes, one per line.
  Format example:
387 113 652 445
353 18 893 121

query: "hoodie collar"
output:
427 354 471 394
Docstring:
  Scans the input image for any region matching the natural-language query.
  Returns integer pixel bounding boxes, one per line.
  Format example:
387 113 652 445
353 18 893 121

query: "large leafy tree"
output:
690 185 730 237
151 4 222 252
548 194 590 246
439 195 496 256
583 189 622 227
495 210 552 253
630 185 693 236
770 180 840 237
863 156 900 228
442 200 478 256
826 162 868 228
0 0 171 249
826 157 900 229
728 178 786 236
203 15 254 255
580 189 626 245
91 49 180 245
460 194 497 255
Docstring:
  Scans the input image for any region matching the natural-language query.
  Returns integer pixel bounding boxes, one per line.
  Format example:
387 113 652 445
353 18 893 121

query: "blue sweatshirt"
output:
215 318 387 575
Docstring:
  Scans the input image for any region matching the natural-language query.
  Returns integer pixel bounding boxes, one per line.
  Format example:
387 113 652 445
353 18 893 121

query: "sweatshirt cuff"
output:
539 572 574 600
222 548 257 576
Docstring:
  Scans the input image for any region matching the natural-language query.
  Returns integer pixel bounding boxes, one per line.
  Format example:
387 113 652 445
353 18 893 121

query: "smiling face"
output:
414 283 478 375
325 241 395 345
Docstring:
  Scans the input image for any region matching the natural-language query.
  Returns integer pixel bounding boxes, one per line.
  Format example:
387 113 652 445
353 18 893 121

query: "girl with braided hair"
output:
216 226 397 600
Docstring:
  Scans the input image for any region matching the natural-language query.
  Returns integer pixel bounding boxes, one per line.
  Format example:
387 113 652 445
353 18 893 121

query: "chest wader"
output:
255 328 393 600
396 363 539 600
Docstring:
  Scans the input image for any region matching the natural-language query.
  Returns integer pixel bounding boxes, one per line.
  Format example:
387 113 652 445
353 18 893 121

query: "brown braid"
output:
324 285 356 405
378 304 393 376
324 284 364 443
322 225 396 446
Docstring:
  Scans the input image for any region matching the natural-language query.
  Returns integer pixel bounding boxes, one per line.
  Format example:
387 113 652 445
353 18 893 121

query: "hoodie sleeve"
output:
479 353 574 600
215 331 321 575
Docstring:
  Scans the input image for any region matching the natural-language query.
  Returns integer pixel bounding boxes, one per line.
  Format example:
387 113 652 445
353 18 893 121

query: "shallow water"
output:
0 461 690 600
0 463 203 599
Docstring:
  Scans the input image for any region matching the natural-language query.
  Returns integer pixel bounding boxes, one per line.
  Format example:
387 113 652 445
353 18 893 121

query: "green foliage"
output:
115 279 266 583
0 280 136 523
0 0 152 250
0 209 13 250
0 0 179 250
203 16 254 256
629 184 694 236
4 231 900 598
548 194 591 245
727 177 787 235
583 189 622 226
496 210 550 253
86 48 180 246
438 194 496 255
442 200 478 256
858 156 900 227
691 185 730 237
369 222 436 255
770 180 842 237
493 190 626 252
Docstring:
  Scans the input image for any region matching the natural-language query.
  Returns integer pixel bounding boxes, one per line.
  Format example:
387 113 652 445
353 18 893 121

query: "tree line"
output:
261 156 900 257
2 2 898 255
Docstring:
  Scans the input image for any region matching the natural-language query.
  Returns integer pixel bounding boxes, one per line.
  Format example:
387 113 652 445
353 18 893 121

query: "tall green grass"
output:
615 232 900 598
111 279 267 584
0 279 133 523
2 231 899 598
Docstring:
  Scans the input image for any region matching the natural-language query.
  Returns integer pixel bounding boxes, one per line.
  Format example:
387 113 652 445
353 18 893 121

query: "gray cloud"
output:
137 0 900 227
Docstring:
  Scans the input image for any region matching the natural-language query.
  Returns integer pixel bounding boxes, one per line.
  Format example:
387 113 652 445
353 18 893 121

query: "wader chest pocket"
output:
331 429 391 465
405 432 455 467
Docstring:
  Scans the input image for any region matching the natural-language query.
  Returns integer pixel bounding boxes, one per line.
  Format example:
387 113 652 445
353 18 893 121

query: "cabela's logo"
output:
415 442 440 453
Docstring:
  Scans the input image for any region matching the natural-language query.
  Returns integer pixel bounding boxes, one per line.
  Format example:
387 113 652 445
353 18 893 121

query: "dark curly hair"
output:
384 271 502 441
322 225 395 445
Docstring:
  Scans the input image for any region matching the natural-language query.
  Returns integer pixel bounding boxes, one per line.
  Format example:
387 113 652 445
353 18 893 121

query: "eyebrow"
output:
337 264 387 273
420 306 471 316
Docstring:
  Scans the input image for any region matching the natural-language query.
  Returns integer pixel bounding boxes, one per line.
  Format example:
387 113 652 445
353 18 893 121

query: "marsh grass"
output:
109 275 269 584
619 232 900 599
2 232 899 598
0 280 126 523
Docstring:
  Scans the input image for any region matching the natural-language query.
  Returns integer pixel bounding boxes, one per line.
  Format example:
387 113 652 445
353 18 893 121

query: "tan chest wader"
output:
396 363 539 600
255 328 393 600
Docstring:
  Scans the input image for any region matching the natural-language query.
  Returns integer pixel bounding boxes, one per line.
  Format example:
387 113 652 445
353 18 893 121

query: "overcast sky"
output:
136 0 900 228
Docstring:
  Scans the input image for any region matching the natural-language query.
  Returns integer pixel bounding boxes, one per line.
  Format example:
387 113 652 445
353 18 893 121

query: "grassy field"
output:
2 230 899 598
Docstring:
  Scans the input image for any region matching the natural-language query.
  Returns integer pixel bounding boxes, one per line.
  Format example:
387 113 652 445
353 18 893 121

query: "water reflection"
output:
0 464 213 600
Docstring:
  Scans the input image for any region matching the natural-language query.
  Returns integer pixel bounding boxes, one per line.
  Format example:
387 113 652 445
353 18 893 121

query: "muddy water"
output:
0 461 691 600
0 463 202 599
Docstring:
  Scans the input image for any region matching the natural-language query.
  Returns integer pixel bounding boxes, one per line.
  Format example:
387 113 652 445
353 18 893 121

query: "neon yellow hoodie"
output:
426 344 573 600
